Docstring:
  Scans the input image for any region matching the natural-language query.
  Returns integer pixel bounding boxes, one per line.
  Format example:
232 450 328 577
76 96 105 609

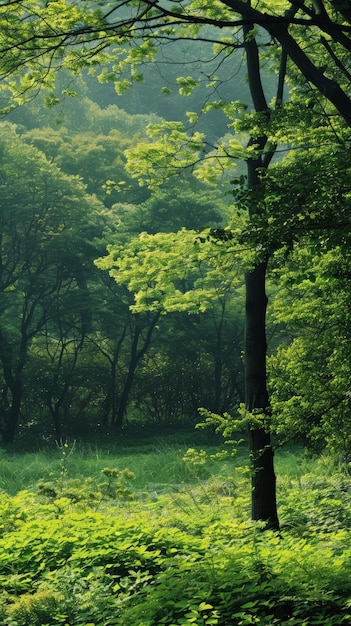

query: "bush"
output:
1 451 351 624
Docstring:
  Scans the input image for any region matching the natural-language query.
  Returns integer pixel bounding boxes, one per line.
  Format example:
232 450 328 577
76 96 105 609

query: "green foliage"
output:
6 589 65 626
0 122 105 442
22 123 146 208
197 407 246 448
268 244 351 458
125 121 206 188
2 449 351 625
2 444 351 624
96 228 243 315
176 76 200 96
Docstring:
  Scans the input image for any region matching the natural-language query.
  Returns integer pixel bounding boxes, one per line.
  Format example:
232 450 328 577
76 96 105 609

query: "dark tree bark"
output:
245 263 279 530
242 21 280 531
114 311 161 429
1 382 22 444
0 329 27 444
101 358 119 426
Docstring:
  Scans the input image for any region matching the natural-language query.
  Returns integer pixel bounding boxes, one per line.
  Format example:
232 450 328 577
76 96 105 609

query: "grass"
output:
0 437 246 495
0 433 312 497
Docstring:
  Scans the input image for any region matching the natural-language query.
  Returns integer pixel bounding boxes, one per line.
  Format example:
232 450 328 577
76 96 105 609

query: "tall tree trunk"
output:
114 326 141 429
101 359 118 426
245 262 279 530
1 380 22 444
0 329 24 444
242 18 280 530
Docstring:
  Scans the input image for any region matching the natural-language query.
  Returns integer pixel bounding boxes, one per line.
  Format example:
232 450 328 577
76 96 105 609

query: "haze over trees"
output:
0 0 350 531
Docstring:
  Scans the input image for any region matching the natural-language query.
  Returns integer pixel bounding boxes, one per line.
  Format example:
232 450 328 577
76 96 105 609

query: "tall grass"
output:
0 437 313 496
0 440 237 495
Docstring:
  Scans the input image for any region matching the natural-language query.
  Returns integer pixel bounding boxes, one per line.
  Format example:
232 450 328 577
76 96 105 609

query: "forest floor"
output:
1 435 351 625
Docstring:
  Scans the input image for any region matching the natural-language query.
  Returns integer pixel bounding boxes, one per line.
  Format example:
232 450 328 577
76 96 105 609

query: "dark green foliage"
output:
0 108 239 442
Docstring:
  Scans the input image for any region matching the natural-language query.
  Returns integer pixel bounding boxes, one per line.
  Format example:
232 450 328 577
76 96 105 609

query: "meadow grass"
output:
0 433 312 496
0 442 239 495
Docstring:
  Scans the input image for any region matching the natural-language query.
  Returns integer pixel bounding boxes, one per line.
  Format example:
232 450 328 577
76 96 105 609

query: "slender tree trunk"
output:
0 329 25 444
101 360 118 425
242 19 280 530
1 381 22 443
245 262 279 530
114 312 161 429
114 327 141 429
213 355 223 413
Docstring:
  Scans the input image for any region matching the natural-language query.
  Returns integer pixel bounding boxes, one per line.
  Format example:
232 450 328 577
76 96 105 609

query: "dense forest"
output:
1 1 351 623
0 21 348 460
0 85 244 445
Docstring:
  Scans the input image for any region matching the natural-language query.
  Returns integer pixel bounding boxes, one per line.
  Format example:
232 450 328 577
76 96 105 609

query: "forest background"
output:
1 1 351 624
0 1 350 468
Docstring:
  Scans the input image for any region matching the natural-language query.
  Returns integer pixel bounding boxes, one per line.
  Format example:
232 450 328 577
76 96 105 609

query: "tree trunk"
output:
242 20 280 530
114 312 161 429
0 329 24 444
101 360 118 426
245 262 279 530
114 327 141 429
1 381 22 444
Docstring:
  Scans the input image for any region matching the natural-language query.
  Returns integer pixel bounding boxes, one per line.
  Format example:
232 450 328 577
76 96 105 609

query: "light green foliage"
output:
176 76 200 96
125 121 206 188
96 228 243 315
1 446 351 624
125 119 253 189
6 589 65 626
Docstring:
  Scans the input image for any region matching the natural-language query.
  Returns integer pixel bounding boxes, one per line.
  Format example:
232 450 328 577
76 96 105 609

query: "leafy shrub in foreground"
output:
6 590 65 626
1 467 351 624
278 471 351 535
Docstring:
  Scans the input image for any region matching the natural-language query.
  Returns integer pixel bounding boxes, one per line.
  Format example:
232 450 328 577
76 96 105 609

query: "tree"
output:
133 295 245 423
0 123 104 443
123 31 285 529
22 125 148 208
1 0 351 528
95 227 246 424
0 1 350 120
268 244 351 457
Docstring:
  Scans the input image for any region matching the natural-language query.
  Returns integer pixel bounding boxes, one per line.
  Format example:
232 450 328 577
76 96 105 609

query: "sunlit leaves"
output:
176 75 199 96
3 455 351 623
95 228 243 315
125 118 257 188
0 0 350 128
257 0 292 14
189 0 235 22
125 121 205 187
195 135 256 186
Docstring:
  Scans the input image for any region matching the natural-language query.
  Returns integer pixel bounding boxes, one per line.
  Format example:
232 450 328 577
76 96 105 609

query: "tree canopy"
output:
0 0 350 125
1 0 351 532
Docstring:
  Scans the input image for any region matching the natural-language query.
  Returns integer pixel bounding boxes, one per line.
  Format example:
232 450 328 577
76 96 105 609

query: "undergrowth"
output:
1 443 351 625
